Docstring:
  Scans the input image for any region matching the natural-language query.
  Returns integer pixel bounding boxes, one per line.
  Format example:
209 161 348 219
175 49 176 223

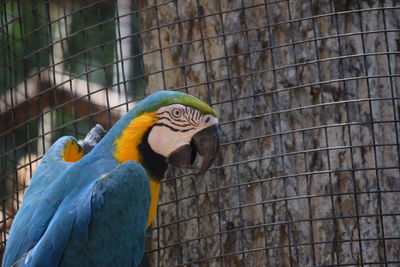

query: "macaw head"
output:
111 91 220 180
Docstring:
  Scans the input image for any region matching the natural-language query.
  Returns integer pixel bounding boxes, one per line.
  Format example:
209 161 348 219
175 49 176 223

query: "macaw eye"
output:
171 108 182 118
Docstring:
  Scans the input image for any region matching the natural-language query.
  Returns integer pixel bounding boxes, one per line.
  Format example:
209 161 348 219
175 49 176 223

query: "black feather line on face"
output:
158 106 202 129
183 107 189 122
153 123 196 132
185 106 199 125
195 111 201 123
156 110 174 117
158 116 193 127
157 109 188 122
138 127 168 181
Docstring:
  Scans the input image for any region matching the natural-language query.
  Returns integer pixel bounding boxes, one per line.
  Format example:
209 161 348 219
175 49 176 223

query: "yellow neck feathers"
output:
113 111 161 227
113 112 158 163
147 179 160 227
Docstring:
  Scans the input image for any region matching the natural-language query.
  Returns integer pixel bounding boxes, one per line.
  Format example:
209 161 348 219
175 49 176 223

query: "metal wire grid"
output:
1 0 400 266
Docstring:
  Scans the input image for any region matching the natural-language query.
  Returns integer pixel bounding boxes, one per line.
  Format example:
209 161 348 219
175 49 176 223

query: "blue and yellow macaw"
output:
3 91 220 267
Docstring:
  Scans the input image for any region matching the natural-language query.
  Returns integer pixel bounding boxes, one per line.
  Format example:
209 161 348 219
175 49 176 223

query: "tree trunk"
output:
136 0 400 266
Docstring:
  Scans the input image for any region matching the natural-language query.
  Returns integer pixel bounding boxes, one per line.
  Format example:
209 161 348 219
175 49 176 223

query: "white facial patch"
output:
148 104 218 157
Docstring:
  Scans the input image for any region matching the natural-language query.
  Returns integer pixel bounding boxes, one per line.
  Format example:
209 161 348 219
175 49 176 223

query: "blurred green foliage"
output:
0 0 145 208
67 3 116 88
52 109 92 142
0 0 50 94
1 1 145 96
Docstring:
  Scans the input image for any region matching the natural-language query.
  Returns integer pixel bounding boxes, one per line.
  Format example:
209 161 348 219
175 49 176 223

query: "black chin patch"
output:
190 140 197 165
138 127 168 181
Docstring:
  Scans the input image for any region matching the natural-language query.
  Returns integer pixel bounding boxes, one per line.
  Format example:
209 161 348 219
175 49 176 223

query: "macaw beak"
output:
167 124 220 176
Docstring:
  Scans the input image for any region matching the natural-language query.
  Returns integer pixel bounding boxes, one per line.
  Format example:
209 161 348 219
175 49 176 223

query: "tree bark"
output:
137 0 400 266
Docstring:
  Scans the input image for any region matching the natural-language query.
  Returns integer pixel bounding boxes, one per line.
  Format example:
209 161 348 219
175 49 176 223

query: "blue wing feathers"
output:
72 186 93 243
3 137 75 267
3 135 151 267
60 161 150 267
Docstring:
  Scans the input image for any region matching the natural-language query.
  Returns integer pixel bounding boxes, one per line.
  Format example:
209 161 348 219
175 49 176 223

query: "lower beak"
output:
167 124 220 176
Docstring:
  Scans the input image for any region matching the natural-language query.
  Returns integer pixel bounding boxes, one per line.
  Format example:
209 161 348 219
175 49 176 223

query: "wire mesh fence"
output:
1 0 400 266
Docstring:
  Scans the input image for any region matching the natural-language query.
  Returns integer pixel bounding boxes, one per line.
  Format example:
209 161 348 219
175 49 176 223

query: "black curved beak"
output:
167 124 220 176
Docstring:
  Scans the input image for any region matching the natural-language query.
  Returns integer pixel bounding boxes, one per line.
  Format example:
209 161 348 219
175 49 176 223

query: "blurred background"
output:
1 0 400 266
